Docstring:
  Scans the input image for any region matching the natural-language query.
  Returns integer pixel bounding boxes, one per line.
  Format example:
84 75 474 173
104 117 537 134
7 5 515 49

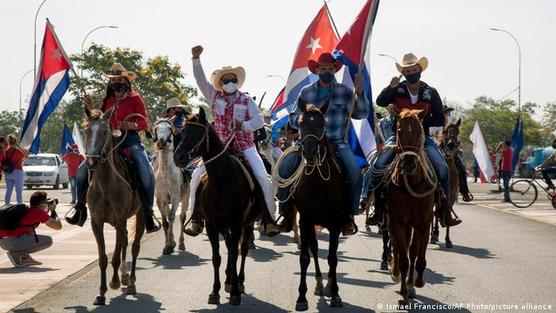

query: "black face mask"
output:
111 82 126 92
319 72 334 84
404 72 421 84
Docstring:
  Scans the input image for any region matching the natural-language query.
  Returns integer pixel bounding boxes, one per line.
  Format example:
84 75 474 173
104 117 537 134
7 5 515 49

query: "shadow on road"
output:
316 297 374 312
248 245 283 263
190 293 286 313
408 294 472 313
424 268 456 285
0 266 59 274
432 244 497 259
296 271 395 290
59 293 163 313
137 250 210 270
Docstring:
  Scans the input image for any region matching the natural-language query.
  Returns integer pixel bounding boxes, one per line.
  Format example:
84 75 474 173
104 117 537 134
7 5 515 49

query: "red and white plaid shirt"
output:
212 91 254 154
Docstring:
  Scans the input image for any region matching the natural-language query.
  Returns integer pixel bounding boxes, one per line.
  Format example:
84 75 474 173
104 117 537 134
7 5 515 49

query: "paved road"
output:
11 196 556 313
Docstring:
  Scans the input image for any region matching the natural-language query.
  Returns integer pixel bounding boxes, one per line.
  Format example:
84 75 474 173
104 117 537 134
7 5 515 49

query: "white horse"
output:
154 119 189 255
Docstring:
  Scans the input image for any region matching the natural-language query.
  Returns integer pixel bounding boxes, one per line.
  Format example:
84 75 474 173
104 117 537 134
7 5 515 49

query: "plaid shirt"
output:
212 91 254 154
289 81 369 143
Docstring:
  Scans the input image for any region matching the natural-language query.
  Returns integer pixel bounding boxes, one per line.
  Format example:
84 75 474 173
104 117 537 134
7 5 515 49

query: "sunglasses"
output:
221 78 238 84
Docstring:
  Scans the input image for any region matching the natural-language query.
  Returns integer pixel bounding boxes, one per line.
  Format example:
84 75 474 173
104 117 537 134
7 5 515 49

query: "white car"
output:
23 153 69 190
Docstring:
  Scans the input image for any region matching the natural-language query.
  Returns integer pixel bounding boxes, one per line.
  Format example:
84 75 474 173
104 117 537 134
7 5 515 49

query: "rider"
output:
276 52 368 236
538 139 556 191
184 45 279 236
366 53 461 228
164 97 191 150
442 105 473 202
65 63 160 233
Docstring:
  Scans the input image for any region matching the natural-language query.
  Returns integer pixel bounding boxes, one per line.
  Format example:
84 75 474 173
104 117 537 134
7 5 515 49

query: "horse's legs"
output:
166 197 179 254
292 211 300 247
109 225 125 290
407 227 418 299
227 227 242 306
91 220 108 305
309 227 324 296
178 201 187 251
120 228 130 286
415 223 431 288
295 222 311 312
430 216 439 244
128 213 145 296
445 225 452 248
159 199 171 255
381 223 390 270
206 225 221 305
326 230 342 308
238 225 252 294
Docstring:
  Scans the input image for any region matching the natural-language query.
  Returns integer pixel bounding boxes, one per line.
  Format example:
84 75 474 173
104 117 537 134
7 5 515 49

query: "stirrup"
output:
275 214 294 233
146 216 162 233
462 193 473 202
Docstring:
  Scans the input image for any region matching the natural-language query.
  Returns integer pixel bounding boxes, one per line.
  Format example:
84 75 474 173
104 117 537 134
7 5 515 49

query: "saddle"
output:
199 155 255 192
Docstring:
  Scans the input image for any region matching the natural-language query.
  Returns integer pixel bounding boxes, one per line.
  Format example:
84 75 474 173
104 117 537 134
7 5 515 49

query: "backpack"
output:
0 203 29 230
1 150 15 174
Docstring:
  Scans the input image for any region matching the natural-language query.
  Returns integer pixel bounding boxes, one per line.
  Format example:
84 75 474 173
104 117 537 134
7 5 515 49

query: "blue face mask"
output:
319 72 334 84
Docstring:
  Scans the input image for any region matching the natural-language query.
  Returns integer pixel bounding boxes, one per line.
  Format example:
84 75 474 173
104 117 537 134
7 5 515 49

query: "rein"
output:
180 121 236 166
391 150 437 198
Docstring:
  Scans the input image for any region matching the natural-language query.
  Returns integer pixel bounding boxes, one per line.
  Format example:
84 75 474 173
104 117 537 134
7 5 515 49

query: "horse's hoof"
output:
238 284 245 294
415 277 425 288
178 243 186 251
248 241 256 250
446 241 453 249
295 301 309 311
430 237 438 244
94 296 106 306
324 282 333 298
110 280 120 290
365 225 371 232
224 283 231 293
380 262 389 271
391 273 401 283
208 293 220 305
330 295 343 308
314 283 325 296
407 285 416 299
121 273 130 286
229 295 241 306
126 285 137 295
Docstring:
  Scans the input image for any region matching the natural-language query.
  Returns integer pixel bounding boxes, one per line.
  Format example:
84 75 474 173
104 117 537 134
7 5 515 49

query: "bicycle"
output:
509 168 556 209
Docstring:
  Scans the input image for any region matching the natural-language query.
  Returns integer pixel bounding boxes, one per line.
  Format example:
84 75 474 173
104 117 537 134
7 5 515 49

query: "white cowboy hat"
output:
211 66 246 91
104 63 137 81
165 97 190 113
396 53 428 73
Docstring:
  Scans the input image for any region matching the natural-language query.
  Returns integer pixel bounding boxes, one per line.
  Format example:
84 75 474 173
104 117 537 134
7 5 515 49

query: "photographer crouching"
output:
0 191 62 268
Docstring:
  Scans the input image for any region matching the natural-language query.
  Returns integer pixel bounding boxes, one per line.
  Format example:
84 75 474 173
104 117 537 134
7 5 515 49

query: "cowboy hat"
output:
308 53 342 74
442 105 455 113
396 53 428 73
104 63 137 81
165 97 191 113
211 66 246 91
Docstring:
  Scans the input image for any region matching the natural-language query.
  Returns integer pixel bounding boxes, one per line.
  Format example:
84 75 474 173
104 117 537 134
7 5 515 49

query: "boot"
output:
184 218 203 237
276 201 295 233
342 215 358 236
65 202 88 227
144 206 161 233
366 189 384 226
437 195 461 228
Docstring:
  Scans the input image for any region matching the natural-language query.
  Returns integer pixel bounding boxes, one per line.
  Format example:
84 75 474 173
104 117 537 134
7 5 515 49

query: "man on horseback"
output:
164 97 191 151
184 45 279 236
276 52 369 236
65 63 161 233
366 53 461 228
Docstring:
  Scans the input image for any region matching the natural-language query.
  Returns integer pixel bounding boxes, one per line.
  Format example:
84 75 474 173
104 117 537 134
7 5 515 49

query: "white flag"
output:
469 121 495 182
72 122 85 156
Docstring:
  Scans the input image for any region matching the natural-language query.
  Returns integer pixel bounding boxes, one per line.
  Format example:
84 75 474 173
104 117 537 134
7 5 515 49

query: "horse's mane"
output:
83 109 103 127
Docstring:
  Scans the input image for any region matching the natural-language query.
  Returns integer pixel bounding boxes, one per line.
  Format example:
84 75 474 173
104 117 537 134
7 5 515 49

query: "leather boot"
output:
276 201 295 233
342 215 358 236
366 188 384 226
184 219 203 237
437 195 462 228
144 206 161 233
65 202 88 227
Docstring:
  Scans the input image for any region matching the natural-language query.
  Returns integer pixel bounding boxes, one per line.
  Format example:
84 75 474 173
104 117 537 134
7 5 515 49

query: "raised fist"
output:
191 45 203 59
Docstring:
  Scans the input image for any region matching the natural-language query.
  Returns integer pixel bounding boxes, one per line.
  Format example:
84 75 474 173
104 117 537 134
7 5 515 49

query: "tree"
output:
543 102 556 136
0 110 23 137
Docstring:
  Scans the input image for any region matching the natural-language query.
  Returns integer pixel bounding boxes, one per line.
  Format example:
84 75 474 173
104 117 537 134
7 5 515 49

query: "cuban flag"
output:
333 0 380 167
270 4 339 129
59 123 75 156
20 19 72 154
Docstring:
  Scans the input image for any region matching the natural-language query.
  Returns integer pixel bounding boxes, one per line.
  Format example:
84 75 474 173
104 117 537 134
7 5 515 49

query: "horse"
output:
430 119 461 248
153 119 189 255
173 108 263 306
386 109 436 306
83 109 146 305
274 105 347 311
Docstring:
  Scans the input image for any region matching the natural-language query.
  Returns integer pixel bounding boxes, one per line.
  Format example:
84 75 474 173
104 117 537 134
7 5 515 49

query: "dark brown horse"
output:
173 108 262 306
83 109 146 305
386 109 436 306
431 119 461 248
276 106 347 311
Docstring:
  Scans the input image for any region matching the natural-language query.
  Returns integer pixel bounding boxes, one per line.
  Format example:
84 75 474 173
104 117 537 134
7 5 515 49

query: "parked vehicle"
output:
23 153 69 189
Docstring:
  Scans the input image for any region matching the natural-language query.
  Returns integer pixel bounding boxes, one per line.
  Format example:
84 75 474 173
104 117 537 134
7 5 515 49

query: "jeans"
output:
0 233 52 257
541 167 556 188
361 169 372 199
368 135 451 203
277 141 362 215
501 170 511 201
455 153 470 195
76 144 155 207
4 169 24 205
69 176 77 203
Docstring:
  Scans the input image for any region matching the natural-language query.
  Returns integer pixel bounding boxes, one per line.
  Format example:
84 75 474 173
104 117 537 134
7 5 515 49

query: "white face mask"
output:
222 82 238 94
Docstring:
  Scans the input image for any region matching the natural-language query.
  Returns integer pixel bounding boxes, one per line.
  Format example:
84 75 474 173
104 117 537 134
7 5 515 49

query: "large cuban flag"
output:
333 0 380 167
270 4 339 129
20 19 71 154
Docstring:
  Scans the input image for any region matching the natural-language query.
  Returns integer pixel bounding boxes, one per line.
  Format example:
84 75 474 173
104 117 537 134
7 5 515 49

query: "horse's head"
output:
84 108 111 169
299 104 326 164
154 119 174 151
396 109 426 175
173 107 209 168
442 118 461 154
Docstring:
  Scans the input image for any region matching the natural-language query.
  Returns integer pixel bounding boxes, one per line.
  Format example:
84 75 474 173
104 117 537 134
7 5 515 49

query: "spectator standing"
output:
497 140 514 202
61 144 85 204
1 135 27 204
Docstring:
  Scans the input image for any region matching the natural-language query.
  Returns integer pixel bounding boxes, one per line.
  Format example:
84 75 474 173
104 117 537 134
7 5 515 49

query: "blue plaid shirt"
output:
289 81 369 143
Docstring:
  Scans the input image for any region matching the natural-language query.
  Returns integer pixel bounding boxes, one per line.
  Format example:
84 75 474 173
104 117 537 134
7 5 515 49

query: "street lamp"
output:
490 27 522 113
34 0 48 83
80 25 119 77
266 74 286 84
19 69 34 112
378 53 398 63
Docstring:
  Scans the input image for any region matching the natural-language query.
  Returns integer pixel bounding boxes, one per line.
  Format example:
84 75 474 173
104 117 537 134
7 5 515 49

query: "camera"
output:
47 198 59 205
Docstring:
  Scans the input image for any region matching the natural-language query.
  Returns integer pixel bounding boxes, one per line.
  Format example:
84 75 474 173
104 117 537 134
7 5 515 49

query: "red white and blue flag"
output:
334 0 380 166
270 4 339 128
20 19 72 154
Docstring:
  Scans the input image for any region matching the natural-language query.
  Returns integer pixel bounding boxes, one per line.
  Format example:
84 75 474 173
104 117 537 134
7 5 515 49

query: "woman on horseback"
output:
65 63 160 233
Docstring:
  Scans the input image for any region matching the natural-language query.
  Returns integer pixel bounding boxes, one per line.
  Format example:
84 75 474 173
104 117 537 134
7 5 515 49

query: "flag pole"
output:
324 1 341 40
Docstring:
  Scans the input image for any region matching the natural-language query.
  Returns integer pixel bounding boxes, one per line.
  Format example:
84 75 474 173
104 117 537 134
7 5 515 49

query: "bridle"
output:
441 125 460 158
153 119 174 148
177 120 235 166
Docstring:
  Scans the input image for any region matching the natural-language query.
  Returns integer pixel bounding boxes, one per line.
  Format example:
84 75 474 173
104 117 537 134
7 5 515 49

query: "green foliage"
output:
0 110 23 137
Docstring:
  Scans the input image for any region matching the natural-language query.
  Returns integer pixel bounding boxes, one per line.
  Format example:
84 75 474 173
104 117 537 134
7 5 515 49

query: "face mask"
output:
111 82 126 92
319 72 334 84
404 72 421 84
222 82 238 94
175 111 184 118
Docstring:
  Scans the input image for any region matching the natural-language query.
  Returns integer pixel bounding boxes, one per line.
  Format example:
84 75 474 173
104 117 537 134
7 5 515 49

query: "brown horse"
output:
83 109 146 305
431 119 461 248
386 109 436 306
173 108 263 306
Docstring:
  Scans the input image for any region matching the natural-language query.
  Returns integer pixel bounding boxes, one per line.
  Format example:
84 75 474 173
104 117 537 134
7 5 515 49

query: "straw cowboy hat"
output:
104 63 137 81
211 66 246 91
165 97 190 113
396 53 428 73
308 52 342 74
